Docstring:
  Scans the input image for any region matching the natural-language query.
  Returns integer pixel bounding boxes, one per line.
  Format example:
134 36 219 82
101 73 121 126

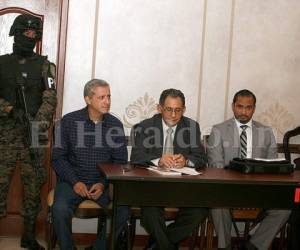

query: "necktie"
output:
240 125 248 159
163 127 174 155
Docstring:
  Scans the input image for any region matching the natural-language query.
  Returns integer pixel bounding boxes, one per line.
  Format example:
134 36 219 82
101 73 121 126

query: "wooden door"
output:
0 0 68 236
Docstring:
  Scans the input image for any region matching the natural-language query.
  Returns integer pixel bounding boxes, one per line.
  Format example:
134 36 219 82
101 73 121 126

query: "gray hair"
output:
83 79 110 97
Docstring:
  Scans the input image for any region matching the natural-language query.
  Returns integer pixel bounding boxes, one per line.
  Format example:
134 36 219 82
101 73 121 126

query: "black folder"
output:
227 158 294 174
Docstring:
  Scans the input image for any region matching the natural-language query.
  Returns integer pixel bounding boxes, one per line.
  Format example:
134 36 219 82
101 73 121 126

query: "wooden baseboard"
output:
0 212 47 236
72 233 206 247
0 215 23 235
72 234 285 248
72 234 149 246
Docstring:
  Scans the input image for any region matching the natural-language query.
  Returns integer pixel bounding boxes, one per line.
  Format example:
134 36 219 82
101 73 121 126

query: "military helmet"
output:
9 14 43 40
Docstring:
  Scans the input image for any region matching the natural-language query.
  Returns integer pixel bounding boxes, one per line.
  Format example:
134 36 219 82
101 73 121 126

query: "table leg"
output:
110 188 117 250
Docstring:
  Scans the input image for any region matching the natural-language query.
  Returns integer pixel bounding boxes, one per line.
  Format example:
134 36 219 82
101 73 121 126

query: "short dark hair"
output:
159 88 185 106
232 89 256 106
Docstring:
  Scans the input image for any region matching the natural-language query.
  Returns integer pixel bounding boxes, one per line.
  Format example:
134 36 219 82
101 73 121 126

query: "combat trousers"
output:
0 148 46 236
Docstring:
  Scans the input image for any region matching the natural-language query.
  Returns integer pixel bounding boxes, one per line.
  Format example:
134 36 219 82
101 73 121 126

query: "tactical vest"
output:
0 53 47 116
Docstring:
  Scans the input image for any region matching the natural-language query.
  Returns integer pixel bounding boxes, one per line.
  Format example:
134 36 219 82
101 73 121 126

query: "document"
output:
148 167 182 175
148 166 201 176
171 167 202 175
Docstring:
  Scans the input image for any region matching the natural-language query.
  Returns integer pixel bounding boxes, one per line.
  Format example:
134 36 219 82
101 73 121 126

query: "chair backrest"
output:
283 126 300 162
0 7 43 54
202 135 209 154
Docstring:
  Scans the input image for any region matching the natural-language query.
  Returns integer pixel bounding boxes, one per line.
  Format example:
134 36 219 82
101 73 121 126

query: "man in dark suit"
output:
207 89 290 250
130 88 208 250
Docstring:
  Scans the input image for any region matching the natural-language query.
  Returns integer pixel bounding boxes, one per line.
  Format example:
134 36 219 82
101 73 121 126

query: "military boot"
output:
21 219 45 250
20 235 45 250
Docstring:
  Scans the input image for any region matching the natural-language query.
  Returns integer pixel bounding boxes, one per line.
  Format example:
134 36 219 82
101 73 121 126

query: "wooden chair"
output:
128 206 202 250
230 208 264 242
283 126 300 164
0 8 44 53
46 189 108 250
127 127 204 249
128 207 180 249
282 126 300 249
202 134 284 249
204 208 263 250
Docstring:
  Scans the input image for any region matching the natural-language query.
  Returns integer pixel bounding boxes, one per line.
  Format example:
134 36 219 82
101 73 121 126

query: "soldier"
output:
0 14 57 250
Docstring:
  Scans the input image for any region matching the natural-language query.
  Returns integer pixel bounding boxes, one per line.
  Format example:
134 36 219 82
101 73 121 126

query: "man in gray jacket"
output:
207 89 290 250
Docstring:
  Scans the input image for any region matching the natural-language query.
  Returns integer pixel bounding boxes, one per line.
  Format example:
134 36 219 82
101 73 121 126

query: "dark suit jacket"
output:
130 113 207 167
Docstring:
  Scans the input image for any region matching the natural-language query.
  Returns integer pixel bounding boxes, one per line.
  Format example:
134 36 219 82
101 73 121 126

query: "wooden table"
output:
99 163 300 249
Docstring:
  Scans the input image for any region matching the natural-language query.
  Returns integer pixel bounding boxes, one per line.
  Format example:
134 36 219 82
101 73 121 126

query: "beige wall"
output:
199 0 300 139
63 0 206 136
63 0 300 142
63 0 300 233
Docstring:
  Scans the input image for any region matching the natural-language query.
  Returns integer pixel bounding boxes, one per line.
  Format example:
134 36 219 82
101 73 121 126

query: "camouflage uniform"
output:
0 53 56 227
0 14 57 250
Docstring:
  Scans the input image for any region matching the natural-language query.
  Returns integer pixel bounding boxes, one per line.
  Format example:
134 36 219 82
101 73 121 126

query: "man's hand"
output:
88 183 104 200
3 105 13 113
158 155 175 169
173 154 186 168
73 182 90 198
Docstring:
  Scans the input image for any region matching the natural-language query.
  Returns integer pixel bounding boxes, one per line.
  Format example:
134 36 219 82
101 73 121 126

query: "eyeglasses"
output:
163 107 184 114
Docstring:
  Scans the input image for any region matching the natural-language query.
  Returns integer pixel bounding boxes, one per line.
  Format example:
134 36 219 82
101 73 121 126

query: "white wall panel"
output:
228 0 300 139
95 0 205 128
198 0 233 135
62 0 97 115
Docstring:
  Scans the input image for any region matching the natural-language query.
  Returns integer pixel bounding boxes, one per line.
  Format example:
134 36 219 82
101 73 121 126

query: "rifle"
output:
15 76 41 175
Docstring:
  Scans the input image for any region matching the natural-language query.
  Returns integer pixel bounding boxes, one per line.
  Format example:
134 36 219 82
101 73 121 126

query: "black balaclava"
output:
13 33 37 57
9 14 42 57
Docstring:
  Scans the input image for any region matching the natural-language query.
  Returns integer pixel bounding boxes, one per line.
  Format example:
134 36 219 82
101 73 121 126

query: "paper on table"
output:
148 167 182 176
171 167 202 175
148 166 201 176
